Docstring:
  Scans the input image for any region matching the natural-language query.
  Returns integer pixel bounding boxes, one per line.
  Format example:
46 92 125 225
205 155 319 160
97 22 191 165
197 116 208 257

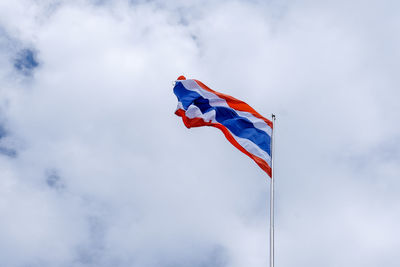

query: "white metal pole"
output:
270 114 276 267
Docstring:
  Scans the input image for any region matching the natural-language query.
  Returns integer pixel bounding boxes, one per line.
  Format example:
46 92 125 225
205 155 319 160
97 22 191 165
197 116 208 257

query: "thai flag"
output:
173 76 273 177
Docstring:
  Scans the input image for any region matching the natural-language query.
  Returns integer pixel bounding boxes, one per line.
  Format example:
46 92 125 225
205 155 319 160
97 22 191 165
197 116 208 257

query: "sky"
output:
0 0 399 266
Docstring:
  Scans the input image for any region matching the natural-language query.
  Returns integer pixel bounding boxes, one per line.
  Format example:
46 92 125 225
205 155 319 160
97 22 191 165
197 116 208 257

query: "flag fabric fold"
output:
173 76 273 177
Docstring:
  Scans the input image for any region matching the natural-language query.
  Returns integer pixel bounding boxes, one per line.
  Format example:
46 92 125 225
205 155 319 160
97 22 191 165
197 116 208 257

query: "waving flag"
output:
173 76 273 177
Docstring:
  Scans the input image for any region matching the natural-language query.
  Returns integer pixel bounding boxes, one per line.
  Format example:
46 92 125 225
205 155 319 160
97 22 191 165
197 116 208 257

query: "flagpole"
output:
270 114 276 267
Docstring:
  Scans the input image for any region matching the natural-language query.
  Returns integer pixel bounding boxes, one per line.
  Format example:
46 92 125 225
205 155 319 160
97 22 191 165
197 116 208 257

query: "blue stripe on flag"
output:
174 82 199 109
174 82 271 156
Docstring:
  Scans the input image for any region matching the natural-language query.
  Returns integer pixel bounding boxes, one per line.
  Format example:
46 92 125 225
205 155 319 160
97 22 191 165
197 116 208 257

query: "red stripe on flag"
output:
175 109 272 177
194 80 273 129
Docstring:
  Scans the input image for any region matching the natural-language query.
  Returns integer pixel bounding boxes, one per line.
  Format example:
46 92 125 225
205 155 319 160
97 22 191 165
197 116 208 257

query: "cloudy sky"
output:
0 0 399 266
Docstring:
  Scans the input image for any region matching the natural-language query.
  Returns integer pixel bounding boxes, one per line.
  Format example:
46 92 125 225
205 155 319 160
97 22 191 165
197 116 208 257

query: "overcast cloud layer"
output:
0 0 399 266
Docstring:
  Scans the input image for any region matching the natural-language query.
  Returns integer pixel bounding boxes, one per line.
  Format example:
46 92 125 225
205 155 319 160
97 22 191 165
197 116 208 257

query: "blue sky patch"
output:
14 48 39 75
0 124 16 157
0 147 17 157
0 124 6 139
45 169 65 190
